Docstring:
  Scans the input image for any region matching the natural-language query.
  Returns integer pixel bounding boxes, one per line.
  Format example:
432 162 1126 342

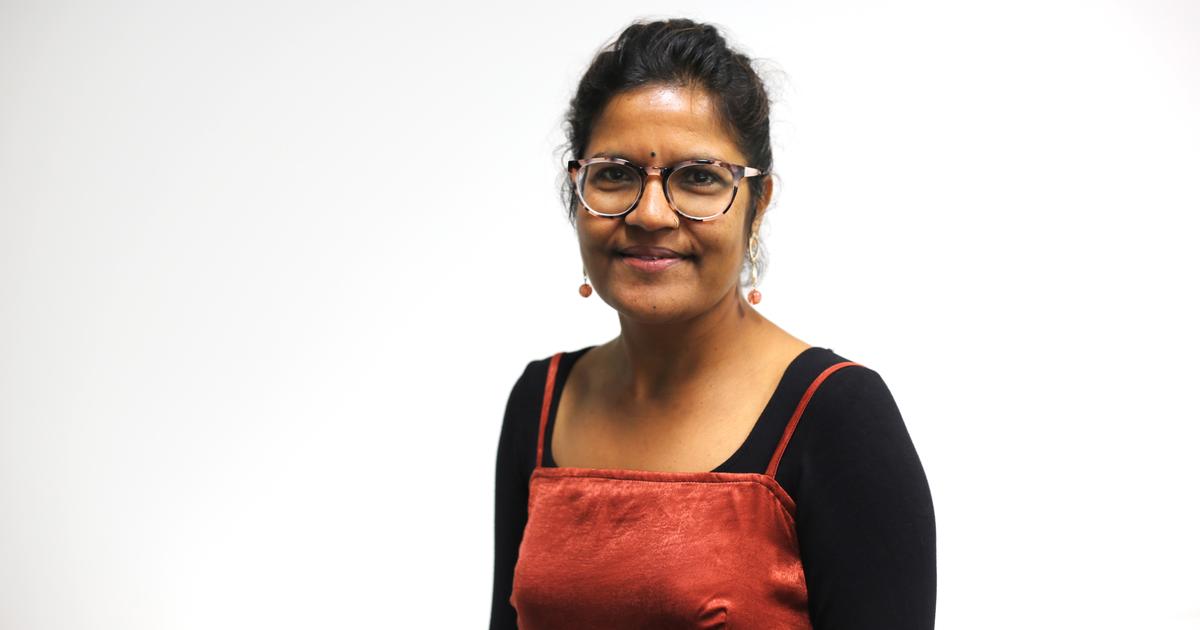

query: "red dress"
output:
509 351 862 629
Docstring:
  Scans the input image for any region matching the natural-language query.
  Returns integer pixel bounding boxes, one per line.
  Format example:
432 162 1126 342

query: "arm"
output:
793 367 937 629
490 361 538 630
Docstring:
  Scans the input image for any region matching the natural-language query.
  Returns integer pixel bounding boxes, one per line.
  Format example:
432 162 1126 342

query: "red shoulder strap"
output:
766 361 862 478
536 352 563 468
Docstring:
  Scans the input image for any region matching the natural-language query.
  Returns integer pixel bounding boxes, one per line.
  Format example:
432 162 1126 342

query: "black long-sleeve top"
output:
491 345 936 629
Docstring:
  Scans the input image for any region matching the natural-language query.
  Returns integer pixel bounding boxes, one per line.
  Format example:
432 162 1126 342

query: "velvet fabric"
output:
508 352 860 628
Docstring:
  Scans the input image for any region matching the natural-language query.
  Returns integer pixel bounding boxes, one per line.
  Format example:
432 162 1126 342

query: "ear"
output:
747 174 774 237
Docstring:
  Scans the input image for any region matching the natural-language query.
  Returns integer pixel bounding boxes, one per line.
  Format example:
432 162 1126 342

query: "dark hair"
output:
560 18 776 287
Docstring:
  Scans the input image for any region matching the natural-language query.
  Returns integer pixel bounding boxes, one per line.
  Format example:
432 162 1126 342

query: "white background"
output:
2 1 1198 628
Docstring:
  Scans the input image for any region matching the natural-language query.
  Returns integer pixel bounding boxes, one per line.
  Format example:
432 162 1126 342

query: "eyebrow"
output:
587 151 723 164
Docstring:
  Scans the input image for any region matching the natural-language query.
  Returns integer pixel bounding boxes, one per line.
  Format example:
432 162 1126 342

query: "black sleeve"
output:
490 360 540 630
791 366 937 629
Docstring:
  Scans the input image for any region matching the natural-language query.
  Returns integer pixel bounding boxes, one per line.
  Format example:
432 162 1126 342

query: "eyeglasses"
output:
567 156 767 222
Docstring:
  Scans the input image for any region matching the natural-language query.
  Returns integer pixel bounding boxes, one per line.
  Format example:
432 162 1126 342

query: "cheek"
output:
698 243 743 282
577 218 612 249
693 223 745 265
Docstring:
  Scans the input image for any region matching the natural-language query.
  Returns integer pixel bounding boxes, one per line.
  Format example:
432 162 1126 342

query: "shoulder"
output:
811 357 897 422
774 349 919 487
500 346 596 437
768 347 897 426
796 349 899 426
497 346 596 477
499 355 550 441
504 345 595 405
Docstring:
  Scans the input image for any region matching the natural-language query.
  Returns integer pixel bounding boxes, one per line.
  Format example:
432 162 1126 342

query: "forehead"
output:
585 84 745 164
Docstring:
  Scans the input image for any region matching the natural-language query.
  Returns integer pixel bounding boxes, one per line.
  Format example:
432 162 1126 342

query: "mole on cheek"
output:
650 151 656 157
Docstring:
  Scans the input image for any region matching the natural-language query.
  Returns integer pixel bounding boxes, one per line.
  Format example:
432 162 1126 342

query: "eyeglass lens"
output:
578 162 736 219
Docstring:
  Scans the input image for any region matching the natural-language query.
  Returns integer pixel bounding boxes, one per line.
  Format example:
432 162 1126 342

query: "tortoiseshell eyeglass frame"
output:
566 156 767 222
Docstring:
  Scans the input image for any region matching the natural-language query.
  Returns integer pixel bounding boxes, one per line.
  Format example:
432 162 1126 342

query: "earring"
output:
747 232 762 305
579 266 593 298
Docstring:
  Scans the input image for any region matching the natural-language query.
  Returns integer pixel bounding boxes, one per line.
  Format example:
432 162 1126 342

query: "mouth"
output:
615 246 690 272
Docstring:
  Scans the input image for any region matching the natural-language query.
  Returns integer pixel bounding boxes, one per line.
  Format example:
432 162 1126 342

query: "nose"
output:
624 172 679 231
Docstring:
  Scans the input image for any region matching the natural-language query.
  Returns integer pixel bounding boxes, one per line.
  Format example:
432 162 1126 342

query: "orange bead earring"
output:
747 232 762 305
579 266 593 298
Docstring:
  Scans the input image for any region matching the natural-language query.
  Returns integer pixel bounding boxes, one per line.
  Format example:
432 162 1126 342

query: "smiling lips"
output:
617 245 689 272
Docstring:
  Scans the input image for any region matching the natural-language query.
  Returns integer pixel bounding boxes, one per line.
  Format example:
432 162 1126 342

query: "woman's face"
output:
576 84 771 324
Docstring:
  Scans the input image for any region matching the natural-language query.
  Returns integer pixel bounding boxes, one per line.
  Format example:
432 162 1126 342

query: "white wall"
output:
2 1 1197 628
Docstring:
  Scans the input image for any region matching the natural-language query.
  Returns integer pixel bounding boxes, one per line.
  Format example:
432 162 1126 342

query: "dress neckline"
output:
542 345 828 474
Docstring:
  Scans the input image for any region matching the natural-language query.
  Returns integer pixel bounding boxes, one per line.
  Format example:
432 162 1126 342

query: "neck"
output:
609 288 766 403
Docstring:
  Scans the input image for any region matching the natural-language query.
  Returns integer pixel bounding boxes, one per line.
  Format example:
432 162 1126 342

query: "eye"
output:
583 163 639 191
674 164 729 189
597 166 631 182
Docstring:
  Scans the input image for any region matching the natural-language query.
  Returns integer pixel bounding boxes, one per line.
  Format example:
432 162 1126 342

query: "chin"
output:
606 286 698 323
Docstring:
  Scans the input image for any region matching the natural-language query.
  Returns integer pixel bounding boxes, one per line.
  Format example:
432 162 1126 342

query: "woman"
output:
491 18 935 629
